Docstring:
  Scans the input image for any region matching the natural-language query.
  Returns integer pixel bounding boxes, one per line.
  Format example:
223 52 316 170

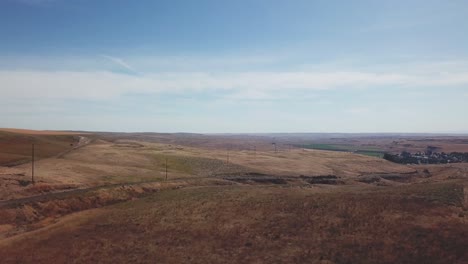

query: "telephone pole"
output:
226 148 230 164
165 157 168 180
31 143 35 184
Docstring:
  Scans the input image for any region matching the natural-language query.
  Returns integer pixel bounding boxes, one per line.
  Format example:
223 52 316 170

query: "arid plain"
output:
0 129 467 263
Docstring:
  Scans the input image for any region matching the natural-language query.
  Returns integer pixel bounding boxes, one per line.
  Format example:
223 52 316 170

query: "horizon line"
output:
1 127 468 136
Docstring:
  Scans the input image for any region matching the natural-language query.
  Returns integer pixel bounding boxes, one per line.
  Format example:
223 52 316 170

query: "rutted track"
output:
0 172 343 227
55 136 92 158
0 179 196 234
0 169 420 209
0 180 158 209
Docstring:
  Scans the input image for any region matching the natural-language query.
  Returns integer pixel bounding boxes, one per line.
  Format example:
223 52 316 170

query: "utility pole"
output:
165 157 168 180
31 143 35 184
226 148 230 164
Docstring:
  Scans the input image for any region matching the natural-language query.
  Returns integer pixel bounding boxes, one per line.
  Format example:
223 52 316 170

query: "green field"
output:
354 150 385 158
300 144 385 158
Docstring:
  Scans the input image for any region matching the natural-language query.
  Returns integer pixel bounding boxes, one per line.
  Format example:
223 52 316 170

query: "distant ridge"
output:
0 128 86 135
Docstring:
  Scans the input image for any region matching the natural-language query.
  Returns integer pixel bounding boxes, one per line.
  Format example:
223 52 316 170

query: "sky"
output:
1 0 468 133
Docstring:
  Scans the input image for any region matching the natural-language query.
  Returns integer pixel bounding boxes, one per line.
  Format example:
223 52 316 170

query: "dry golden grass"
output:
0 130 79 166
0 132 467 263
0 181 466 264
220 148 415 177
7 138 415 190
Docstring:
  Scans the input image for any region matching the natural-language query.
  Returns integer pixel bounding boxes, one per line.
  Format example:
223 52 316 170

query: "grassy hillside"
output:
0 130 79 166
0 181 466 263
0 132 467 263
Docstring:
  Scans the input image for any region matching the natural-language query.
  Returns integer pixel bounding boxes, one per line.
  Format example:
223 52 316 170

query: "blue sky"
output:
1 0 468 133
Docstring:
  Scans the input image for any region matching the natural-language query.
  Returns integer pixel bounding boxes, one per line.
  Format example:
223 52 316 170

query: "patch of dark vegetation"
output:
299 175 344 185
3 159 31 167
380 174 408 182
358 173 415 184
223 176 288 185
358 176 381 184
422 169 431 177
426 145 440 152
243 172 269 177
113 142 144 148
18 180 31 187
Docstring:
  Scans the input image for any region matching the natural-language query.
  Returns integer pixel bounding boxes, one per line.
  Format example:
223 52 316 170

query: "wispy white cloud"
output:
2 55 468 105
100 55 137 73
1 69 468 101
0 54 285 72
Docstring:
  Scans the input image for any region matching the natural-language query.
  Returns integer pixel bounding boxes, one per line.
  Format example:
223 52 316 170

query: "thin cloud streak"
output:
1 70 468 100
100 55 138 73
